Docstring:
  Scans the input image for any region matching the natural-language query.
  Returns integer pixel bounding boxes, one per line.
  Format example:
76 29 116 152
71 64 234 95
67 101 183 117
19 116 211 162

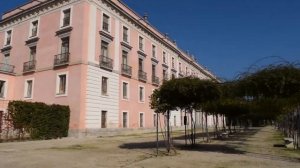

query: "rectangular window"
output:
102 14 110 32
5 30 12 46
139 86 144 102
152 45 156 58
31 20 38 37
61 37 70 54
152 64 156 77
122 82 128 99
101 77 108 95
139 36 144 51
174 116 177 126
62 9 71 27
179 62 182 72
186 67 188 75
138 58 143 71
163 51 166 64
172 57 175 68
0 80 6 98
58 74 67 95
154 114 157 127
139 113 144 128
30 46 36 61
25 80 33 98
101 41 109 57
123 26 129 42
122 51 128 65
101 111 107 128
123 112 128 128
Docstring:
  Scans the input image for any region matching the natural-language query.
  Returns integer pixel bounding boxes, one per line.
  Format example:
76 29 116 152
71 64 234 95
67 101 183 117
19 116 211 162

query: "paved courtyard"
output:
0 126 299 168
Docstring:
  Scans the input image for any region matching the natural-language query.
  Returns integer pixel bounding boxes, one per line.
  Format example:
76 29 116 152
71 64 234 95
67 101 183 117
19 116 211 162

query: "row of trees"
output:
150 63 300 151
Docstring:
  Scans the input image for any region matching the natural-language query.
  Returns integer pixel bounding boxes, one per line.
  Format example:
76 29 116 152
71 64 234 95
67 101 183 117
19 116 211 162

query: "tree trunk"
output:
167 110 170 152
205 113 209 142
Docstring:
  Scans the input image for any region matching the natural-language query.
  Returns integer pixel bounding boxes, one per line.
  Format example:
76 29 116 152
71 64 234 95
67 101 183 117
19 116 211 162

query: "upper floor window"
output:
0 80 6 98
139 36 144 51
123 26 129 43
61 37 70 54
179 62 182 72
62 9 71 27
101 76 108 95
56 73 67 95
152 64 156 77
152 45 156 58
101 41 109 57
163 51 166 64
138 58 144 71
172 57 175 69
5 30 12 46
122 50 128 65
102 14 110 32
30 20 39 37
30 46 36 61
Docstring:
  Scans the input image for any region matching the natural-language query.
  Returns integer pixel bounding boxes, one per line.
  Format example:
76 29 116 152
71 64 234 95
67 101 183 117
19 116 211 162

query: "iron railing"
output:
0 63 14 74
23 60 36 72
54 53 69 67
100 55 113 70
138 70 147 82
121 64 132 77
152 75 159 85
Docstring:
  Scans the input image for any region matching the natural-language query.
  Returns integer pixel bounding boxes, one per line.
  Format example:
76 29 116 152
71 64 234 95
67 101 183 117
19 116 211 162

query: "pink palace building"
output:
0 0 218 136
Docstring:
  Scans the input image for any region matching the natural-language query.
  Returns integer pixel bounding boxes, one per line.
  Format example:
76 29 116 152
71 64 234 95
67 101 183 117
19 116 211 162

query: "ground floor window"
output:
101 111 107 128
123 112 128 128
139 113 144 128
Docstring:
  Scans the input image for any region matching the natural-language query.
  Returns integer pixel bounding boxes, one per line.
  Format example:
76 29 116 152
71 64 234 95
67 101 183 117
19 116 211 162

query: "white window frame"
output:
122 111 129 128
138 35 145 51
60 6 73 28
122 25 130 43
3 29 13 46
122 81 130 100
138 85 145 103
55 71 69 97
28 18 40 38
0 79 8 99
101 76 109 96
162 51 167 64
139 112 145 128
101 12 112 33
152 44 156 58
24 78 34 99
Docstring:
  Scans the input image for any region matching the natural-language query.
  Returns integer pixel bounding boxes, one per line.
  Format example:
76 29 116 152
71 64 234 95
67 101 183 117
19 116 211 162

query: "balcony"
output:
100 55 113 71
138 70 147 82
23 60 36 73
121 64 132 77
0 63 14 74
163 73 169 81
152 75 160 86
54 53 69 67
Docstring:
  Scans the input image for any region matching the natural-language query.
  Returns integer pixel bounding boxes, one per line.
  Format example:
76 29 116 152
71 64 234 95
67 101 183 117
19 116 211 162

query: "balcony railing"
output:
23 60 36 73
138 70 147 82
121 64 132 77
0 63 14 74
163 73 169 81
54 53 69 67
100 55 113 70
152 75 159 85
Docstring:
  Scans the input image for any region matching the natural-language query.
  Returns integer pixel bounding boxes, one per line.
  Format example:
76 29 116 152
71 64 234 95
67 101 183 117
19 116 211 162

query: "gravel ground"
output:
0 126 299 168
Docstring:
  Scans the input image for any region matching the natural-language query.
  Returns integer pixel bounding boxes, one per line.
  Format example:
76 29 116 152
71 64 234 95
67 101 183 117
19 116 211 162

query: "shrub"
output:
7 101 70 140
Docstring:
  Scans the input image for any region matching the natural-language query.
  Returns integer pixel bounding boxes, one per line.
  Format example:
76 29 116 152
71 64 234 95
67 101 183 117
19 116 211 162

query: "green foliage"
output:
150 77 221 113
8 101 70 140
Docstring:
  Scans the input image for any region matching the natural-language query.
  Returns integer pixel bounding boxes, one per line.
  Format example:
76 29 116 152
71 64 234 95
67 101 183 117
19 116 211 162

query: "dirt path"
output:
0 127 299 168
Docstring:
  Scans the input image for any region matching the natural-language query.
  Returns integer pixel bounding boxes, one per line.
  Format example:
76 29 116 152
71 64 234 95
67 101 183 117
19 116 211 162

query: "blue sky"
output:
1 0 300 80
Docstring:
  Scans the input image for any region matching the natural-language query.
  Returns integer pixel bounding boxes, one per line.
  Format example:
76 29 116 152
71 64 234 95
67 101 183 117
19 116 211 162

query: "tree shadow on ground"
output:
119 128 262 155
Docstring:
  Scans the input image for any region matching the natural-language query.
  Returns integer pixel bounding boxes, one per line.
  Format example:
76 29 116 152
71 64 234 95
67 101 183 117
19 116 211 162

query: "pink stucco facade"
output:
0 0 218 136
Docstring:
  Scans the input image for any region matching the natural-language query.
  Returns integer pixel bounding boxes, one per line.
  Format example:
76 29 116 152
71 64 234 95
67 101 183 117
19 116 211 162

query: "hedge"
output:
8 101 70 140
